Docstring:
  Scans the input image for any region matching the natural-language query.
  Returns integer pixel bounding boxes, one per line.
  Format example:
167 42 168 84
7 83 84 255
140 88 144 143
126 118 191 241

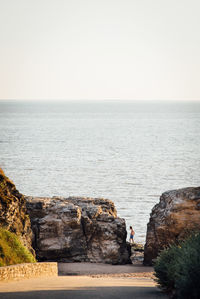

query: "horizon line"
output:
0 98 200 103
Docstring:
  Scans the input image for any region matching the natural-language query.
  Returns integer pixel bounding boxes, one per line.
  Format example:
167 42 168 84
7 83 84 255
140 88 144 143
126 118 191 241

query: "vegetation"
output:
0 167 21 207
154 232 200 299
0 228 36 267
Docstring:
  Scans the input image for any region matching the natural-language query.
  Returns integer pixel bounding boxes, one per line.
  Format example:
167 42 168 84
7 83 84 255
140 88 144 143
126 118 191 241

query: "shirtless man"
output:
129 226 135 243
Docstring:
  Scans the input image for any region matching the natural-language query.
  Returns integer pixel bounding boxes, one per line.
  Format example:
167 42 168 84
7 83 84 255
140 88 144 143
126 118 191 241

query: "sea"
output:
0 100 200 243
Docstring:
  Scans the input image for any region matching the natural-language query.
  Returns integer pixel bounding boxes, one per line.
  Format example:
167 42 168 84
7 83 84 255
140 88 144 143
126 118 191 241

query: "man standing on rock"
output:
129 226 135 243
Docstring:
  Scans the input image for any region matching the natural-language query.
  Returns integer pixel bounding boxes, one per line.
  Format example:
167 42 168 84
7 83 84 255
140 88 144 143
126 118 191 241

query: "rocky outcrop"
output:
144 187 200 265
129 243 144 264
0 168 34 253
26 196 130 264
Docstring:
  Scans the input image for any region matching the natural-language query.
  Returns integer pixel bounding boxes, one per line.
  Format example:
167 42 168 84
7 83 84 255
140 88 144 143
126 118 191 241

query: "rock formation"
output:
144 187 200 265
129 243 144 264
26 196 130 264
0 168 34 253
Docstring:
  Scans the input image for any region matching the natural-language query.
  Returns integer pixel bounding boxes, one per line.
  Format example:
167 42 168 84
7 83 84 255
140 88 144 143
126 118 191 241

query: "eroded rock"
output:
0 168 34 253
144 187 200 265
129 243 144 264
26 196 130 264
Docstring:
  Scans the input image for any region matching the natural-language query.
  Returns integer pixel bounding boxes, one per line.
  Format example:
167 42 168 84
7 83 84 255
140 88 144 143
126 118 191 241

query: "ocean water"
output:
0 100 200 243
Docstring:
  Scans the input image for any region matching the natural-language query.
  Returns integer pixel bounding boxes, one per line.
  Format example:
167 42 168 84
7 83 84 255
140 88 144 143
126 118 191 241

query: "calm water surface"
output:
0 100 200 243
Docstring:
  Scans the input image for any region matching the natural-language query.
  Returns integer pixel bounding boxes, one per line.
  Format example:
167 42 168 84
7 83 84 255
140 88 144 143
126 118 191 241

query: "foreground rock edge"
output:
144 186 200 265
0 168 34 256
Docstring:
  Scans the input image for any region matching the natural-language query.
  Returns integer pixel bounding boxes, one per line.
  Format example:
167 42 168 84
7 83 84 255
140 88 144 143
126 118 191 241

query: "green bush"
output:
0 228 36 266
154 232 200 299
154 244 180 294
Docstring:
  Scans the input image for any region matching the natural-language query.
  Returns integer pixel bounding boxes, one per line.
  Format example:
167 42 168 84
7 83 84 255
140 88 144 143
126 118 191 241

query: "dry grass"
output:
0 229 36 267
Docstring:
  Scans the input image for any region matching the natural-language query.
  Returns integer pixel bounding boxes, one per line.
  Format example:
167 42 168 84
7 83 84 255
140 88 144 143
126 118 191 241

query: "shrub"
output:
175 233 200 299
154 244 180 295
0 228 36 266
154 232 200 299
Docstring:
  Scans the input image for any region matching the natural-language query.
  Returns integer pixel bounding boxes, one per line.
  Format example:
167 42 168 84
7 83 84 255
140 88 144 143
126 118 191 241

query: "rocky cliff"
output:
0 168 34 253
144 187 200 265
26 196 130 264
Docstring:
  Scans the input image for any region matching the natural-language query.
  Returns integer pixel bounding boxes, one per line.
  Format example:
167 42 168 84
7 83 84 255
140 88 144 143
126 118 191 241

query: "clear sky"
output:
0 0 200 101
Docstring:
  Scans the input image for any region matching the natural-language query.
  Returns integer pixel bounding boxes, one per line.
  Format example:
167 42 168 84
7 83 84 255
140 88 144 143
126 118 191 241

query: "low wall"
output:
0 262 58 281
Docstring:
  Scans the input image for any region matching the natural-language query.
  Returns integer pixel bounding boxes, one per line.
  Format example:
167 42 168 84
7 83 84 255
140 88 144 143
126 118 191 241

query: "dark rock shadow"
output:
0 286 168 299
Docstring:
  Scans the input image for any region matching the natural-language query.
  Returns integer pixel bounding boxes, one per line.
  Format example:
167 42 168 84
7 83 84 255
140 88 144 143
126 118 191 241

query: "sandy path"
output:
58 262 154 277
0 263 166 298
0 276 167 299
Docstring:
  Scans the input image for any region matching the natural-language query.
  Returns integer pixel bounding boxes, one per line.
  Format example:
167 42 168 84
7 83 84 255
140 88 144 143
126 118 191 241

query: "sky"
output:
0 0 200 101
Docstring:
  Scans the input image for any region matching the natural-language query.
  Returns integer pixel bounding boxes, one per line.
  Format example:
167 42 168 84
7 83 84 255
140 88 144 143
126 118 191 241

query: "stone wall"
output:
0 262 58 282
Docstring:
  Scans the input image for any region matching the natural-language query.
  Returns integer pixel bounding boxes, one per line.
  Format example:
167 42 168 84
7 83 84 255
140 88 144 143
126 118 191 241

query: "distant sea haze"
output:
0 100 200 243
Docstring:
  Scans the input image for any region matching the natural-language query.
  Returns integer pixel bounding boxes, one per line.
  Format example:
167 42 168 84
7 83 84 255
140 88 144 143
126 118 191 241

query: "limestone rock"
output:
0 168 34 253
129 243 144 264
26 196 130 264
144 187 200 265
